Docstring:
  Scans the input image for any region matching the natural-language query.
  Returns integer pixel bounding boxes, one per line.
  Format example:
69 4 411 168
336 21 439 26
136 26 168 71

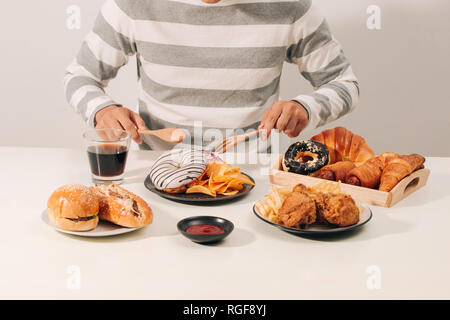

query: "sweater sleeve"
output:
286 2 360 131
63 0 136 126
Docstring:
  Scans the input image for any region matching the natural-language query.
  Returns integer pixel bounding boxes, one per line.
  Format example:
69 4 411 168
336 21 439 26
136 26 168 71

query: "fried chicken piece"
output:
293 184 308 193
308 191 328 224
279 185 316 228
319 193 360 227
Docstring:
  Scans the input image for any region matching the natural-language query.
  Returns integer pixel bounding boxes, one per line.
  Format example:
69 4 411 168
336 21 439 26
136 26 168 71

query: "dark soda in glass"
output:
87 144 128 177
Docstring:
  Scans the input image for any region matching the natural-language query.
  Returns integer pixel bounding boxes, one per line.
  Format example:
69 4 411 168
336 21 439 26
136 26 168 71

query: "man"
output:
65 0 359 150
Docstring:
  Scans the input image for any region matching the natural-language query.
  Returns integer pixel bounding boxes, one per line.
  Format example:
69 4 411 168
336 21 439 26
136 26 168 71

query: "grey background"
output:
1 0 449 155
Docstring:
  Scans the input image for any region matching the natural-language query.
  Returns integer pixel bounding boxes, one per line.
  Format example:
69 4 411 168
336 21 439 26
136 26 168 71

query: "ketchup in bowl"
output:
177 216 234 244
186 224 226 235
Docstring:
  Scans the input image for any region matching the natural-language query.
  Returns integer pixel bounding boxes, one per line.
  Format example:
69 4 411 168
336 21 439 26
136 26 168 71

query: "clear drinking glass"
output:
83 128 131 184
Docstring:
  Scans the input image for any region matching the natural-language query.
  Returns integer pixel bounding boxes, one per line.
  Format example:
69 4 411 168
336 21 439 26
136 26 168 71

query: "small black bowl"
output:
177 216 234 244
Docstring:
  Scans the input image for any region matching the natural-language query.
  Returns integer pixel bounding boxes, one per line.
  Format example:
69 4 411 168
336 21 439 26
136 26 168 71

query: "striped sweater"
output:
64 0 359 140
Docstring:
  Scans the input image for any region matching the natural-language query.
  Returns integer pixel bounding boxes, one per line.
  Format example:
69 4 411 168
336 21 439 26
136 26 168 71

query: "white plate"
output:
41 209 143 237
253 203 372 235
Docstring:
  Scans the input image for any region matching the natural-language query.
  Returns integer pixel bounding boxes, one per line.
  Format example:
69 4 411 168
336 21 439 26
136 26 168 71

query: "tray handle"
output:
388 169 430 207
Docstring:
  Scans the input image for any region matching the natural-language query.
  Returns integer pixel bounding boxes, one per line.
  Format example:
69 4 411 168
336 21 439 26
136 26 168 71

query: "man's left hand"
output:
258 100 309 140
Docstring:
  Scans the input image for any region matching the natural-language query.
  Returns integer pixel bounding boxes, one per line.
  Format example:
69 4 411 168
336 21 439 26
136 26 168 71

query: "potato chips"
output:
186 161 255 197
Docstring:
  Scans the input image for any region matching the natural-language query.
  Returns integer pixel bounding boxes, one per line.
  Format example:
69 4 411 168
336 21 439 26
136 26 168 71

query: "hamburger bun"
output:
47 184 99 231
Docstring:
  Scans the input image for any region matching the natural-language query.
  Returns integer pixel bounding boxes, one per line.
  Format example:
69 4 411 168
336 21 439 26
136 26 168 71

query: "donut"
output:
283 140 329 175
149 149 207 193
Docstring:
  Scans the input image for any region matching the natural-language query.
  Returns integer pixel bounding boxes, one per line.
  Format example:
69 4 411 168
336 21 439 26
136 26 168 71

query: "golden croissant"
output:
311 127 375 165
379 154 425 192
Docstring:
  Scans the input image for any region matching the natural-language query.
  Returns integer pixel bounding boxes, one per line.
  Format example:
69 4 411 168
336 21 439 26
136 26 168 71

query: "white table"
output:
1 147 449 299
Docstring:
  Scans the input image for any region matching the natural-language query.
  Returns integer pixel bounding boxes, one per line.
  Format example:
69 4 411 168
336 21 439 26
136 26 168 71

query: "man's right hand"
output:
94 105 146 144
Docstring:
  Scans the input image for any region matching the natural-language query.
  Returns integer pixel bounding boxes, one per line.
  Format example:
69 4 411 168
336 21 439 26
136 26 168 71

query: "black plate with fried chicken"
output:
254 184 372 235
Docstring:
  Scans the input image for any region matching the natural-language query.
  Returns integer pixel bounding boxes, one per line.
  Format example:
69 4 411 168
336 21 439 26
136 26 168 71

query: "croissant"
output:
379 154 425 192
311 127 375 165
314 161 356 182
377 152 399 166
344 152 398 188
345 156 384 188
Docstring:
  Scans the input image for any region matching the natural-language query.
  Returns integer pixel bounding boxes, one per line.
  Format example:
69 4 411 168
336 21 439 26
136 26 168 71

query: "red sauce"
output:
186 224 226 235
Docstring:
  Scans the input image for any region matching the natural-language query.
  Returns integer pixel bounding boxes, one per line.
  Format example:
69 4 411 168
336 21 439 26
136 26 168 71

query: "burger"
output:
47 184 99 231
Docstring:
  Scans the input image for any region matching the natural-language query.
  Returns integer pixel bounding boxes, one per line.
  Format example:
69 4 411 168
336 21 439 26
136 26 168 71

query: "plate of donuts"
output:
145 148 256 204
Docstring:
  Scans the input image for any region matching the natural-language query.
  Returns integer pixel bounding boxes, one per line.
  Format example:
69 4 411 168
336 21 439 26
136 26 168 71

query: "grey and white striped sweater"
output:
64 0 359 138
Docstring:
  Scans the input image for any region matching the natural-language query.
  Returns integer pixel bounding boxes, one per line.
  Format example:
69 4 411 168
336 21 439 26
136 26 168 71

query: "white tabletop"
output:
1 147 449 299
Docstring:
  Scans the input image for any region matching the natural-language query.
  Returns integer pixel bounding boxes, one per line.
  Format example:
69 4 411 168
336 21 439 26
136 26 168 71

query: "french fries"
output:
186 161 255 197
255 185 293 224
256 181 363 225
256 181 343 223
308 180 343 194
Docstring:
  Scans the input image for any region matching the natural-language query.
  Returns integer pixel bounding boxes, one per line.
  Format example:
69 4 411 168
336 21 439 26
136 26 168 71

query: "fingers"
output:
260 102 283 140
103 119 124 141
130 112 147 130
275 106 292 133
259 101 309 140
95 128 110 142
129 112 146 144
96 117 123 141
117 113 142 144
95 107 145 144
285 121 304 139
283 116 298 138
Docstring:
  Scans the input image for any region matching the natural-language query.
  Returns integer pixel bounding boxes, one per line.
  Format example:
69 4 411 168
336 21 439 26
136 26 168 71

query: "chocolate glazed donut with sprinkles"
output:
149 149 207 194
283 140 329 175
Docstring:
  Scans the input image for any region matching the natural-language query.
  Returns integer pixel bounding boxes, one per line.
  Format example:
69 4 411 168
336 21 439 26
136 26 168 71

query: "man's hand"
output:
258 100 309 140
95 105 146 144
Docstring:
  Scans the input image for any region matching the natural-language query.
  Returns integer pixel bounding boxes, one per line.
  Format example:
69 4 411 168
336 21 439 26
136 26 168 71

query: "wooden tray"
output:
269 156 430 207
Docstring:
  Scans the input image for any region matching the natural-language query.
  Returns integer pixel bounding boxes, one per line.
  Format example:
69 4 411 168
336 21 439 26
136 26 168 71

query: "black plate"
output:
144 172 255 204
177 216 234 244
253 204 372 235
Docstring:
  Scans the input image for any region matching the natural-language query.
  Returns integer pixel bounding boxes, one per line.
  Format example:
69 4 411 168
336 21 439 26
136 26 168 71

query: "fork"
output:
212 129 262 154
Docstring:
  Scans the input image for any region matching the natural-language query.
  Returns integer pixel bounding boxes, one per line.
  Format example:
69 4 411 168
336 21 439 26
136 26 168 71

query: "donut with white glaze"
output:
149 149 207 193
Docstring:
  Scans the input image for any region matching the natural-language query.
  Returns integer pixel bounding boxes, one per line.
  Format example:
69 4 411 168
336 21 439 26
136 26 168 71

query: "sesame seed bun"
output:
47 184 99 231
